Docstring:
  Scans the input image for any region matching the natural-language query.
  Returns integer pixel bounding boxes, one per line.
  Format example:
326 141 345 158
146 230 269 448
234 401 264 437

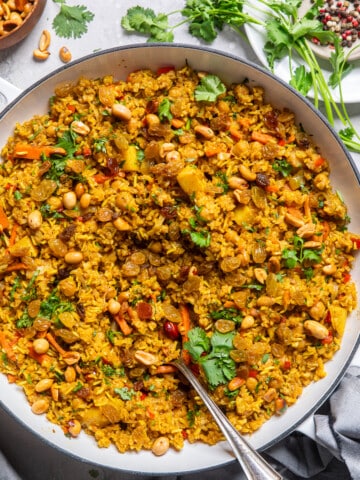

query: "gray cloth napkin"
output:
1 367 359 480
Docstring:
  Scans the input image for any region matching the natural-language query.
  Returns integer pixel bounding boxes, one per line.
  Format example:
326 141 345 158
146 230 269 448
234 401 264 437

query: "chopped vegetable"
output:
13 144 66 160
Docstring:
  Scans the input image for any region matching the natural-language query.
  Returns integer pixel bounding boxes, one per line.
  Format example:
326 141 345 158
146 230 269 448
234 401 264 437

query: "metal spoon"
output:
173 359 282 480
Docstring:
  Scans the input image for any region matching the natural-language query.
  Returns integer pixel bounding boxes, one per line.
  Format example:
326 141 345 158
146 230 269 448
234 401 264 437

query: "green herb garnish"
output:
52 0 94 39
184 327 236 388
194 74 226 102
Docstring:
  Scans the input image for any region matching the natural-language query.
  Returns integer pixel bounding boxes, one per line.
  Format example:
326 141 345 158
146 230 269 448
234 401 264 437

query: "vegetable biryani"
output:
0 65 358 455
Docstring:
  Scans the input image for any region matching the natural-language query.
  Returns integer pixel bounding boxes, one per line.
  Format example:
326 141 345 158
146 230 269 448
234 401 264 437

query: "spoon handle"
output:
174 359 282 480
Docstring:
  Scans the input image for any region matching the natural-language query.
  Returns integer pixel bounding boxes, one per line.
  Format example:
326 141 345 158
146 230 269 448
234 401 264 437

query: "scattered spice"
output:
313 0 360 47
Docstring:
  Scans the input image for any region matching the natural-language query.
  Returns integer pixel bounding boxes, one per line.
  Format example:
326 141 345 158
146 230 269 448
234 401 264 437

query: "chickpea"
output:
108 298 121 315
79 193 91 209
64 251 83 264
151 436 170 456
33 338 50 354
246 377 258 392
28 210 43 229
63 191 77 210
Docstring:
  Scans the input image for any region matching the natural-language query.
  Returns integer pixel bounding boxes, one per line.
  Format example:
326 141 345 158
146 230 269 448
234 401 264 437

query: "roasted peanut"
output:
284 212 305 228
241 315 255 330
239 164 256 182
304 320 328 340
134 350 158 366
59 46 72 63
322 264 337 275
112 103 132 121
296 223 316 238
31 398 50 415
35 378 54 393
68 419 82 437
39 29 51 52
64 251 83 264
151 436 170 456
71 121 90 135
113 217 131 231
194 125 214 139
33 48 50 61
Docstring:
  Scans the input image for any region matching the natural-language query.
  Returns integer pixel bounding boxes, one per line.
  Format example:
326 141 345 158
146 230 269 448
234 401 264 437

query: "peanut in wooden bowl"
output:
0 0 47 51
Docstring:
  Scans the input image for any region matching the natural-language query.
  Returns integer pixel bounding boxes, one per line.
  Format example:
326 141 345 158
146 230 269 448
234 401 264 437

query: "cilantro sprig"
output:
184 327 236 388
121 0 360 153
281 234 323 279
53 0 94 39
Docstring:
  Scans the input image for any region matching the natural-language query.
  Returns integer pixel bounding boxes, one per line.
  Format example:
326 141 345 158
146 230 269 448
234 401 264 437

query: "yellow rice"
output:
0 65 358 455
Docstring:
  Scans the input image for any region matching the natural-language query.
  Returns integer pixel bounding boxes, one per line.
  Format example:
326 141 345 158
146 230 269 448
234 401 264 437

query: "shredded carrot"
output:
46 332 67 356
304 196 311 221
93 173 112 184
223 300 236 308
114 314 133 336
5 262 29 273
314 156 325 168
8 223 19 247
237 117 251 130
179 304 191 364
265 184 279 193
6 374 17 383
204 145 222 157
0 331 16 362
0 205 10 230
28 345 51 365
229 124 243 140
171 118 185 129
13 143 67 160
314 220 330 243
250 131 276 144
154 365 177 375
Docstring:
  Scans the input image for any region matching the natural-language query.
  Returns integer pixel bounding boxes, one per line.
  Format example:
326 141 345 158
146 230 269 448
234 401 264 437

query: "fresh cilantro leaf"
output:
281 248 299 269
189 229 211 248
52 1 94 39
114 386 136 401
158 98 173 122
9 276 21 303
272 158 293 177
215 171 229 193
55 128 78 157
40 203 65 220
21 270 40 302
194 75 226 102
121 6 174 42
183 327 210 361
210 307 242 324
16 310 33 329
39 290 74 322
289 65 313 96
93 137 108 154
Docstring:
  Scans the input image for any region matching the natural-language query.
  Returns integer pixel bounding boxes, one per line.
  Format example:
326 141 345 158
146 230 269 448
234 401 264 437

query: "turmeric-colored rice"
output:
0 65 358 455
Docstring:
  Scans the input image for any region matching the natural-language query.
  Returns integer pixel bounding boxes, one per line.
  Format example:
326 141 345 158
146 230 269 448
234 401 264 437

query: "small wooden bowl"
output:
0 0 47 51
